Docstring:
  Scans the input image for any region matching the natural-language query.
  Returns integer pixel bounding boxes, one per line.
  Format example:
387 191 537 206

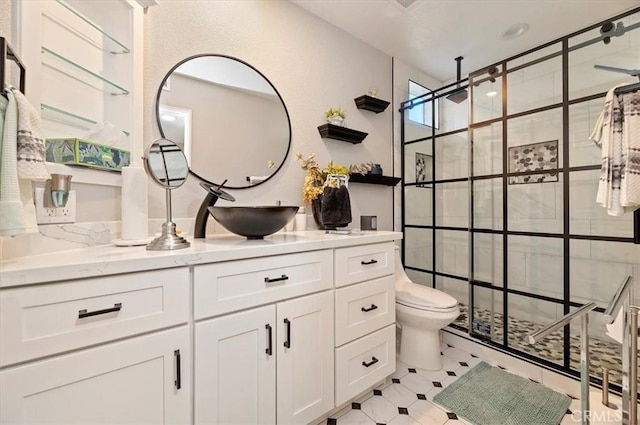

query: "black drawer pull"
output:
174 349 182 390
362 357 379 368
78 303 122 319
265 324 273 356
361 259 378 265
283 318 291 348
361 304 378 312
264 274 289 284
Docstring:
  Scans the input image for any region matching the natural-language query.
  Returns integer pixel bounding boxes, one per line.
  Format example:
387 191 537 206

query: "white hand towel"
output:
0 90 27 236
619 91 640 210
11 87 49 180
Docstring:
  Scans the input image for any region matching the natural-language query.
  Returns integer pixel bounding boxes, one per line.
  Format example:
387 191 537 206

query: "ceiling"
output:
290 0 640 82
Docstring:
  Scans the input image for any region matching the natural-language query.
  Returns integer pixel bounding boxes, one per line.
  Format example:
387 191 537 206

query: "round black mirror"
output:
155 54 291 189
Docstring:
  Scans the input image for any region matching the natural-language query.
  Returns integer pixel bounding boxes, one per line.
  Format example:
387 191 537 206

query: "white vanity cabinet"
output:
193 251 334 425
0 267 191 425
333 242 396 406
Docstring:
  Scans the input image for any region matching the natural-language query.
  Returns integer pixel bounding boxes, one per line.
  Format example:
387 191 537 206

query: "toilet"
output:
394 247 460 371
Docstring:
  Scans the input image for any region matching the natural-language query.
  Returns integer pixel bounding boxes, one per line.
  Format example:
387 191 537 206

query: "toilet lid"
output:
396 281 458 310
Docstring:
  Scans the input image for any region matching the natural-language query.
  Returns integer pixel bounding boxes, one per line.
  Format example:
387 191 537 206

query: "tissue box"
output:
45 138 130 171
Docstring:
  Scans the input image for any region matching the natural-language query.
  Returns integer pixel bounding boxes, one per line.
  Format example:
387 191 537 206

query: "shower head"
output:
446 88 468 104
446 56 468 103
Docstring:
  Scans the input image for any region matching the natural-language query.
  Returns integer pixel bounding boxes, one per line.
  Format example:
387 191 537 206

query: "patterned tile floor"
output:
454 304 628 386
323 340 623 425
323 341 591 425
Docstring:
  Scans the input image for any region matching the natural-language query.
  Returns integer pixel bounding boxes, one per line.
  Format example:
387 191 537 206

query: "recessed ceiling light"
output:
486 90 498 97
500 23 529 40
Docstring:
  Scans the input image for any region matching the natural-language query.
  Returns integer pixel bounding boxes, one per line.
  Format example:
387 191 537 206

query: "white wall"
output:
1 0 396 259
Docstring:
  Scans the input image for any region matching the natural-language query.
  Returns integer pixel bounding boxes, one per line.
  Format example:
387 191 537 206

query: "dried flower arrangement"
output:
296 152 377 204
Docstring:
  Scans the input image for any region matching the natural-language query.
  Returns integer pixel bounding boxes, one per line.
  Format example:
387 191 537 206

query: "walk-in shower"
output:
400 6 640 396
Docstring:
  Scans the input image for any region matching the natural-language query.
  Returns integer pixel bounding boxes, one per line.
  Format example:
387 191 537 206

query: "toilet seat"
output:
396 279 458 311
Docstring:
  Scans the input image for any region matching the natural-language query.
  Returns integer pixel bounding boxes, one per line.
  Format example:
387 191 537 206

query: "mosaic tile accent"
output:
454 303 630 387
508 139 559 184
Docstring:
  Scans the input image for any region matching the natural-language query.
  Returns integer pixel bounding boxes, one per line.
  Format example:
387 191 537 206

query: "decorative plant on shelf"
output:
296 152 349 229
325 107 347 126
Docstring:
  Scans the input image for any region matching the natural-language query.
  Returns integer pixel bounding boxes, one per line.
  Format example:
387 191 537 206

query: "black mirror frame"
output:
154 54 292 190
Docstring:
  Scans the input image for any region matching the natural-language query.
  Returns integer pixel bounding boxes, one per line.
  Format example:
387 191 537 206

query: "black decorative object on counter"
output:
348 173 401 186
354 95 390 113
317 123 368 144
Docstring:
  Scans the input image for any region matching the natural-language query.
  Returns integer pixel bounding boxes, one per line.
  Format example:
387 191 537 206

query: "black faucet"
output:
194 180 235 238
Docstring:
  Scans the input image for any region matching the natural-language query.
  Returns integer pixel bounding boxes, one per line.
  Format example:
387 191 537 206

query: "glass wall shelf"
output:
41 103 130 136
48 0 130 54
41 47 129 95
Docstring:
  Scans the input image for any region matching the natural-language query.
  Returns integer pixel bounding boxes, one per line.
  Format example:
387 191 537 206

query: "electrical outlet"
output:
35 188 76 224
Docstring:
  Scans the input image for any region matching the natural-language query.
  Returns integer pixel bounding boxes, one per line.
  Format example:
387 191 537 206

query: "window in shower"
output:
408 80 439 128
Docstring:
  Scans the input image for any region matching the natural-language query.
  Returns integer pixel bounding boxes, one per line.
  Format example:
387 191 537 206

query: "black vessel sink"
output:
208 206 299 239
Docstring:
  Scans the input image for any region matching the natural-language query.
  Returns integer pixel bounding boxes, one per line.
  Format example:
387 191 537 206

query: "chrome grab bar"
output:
603 275 633 324
601 276 636 425
529 302 598 425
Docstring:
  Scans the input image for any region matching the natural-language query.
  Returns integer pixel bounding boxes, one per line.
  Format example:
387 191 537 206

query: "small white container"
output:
294 207 307 231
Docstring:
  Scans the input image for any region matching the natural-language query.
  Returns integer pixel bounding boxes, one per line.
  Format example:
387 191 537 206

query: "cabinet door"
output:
0 327 190 425
277 291 334 424
194 305 276 425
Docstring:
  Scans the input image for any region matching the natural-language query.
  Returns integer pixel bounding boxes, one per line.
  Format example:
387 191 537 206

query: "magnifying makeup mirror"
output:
143 138 190 250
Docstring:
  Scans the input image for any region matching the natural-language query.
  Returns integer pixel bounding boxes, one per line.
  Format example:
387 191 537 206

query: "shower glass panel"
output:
506 293 564 368
472 178 502 230
435 132 468 180
506 108 563 163
472 122 502 177
507 50 562 115
403 227 433 272
472 233 503 286
568 99 606 167
507 172 564 234
568 10 640 100
506 43 561 71
404 186 433 227
437 95 468 134
471 73 502 124
404 140 433 184
435 182 468 228
404 119 434 141
569 170 634 238
470 285 503 344
507 235 564 300
435 230 468 278
438 276 469 329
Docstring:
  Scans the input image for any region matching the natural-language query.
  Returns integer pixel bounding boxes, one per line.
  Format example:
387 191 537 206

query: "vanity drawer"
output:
194 250 333 320
335 324 395 406
0 267 189 367
334 242 394 287
335 276 395 346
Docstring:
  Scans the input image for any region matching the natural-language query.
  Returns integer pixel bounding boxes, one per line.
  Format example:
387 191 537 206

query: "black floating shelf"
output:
317 123 368 144
349 173 401 186
354 95 390 113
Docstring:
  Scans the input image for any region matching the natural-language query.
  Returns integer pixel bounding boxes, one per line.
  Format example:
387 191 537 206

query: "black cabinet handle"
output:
264 274 289 284
361 259 378 265
174 349 182 390
362 357 379 368
78 303 122 319
265 324 273 355
283 318 291 348
361 304 378 312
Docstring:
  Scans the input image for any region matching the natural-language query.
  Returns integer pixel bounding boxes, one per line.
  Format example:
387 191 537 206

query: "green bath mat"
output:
433 361 571 425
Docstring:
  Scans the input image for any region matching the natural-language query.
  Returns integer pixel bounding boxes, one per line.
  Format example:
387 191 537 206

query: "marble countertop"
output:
0 231 402 288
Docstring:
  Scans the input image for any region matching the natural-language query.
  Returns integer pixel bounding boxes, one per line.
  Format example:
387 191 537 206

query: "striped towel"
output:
590 86 640 215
